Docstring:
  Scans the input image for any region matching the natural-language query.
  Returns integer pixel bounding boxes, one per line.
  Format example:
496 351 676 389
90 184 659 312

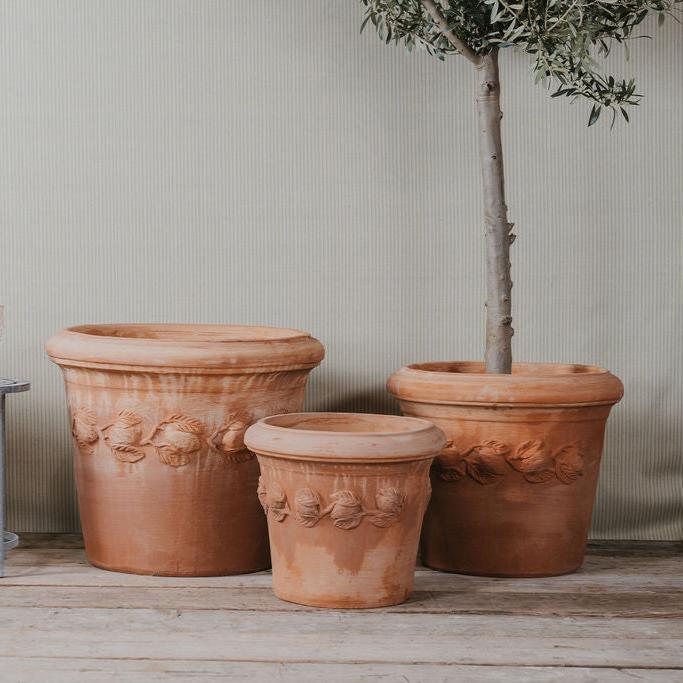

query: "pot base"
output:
274 588 411 610
421 559 581 579
87 557 271 578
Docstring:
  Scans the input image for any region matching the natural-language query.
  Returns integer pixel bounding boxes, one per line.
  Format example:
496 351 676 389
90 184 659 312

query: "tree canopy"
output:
360 0 680 125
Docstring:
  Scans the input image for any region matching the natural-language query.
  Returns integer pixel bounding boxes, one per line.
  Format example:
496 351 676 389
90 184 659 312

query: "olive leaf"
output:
359 0 677 125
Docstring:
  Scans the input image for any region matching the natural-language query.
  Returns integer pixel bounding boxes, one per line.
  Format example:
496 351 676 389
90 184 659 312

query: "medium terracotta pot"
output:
46 324 324 576
244 412 446 608
387 362 623 577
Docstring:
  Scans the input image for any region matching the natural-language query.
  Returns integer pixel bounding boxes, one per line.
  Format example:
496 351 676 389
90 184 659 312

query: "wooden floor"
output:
0 536 681 681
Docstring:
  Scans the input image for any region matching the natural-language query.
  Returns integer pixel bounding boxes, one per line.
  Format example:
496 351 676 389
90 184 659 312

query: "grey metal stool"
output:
0 379 30 578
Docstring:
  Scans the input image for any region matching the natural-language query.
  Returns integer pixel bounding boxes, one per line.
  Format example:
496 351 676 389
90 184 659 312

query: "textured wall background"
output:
0 1 681 537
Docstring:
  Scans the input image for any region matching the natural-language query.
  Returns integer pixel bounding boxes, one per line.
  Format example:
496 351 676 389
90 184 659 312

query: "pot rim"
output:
387 361 624 407
245 412 446 463
46 323 325 373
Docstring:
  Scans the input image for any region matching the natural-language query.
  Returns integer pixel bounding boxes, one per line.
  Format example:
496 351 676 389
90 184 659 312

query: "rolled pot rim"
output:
387 361 624 407
45 323 325 373
245 412 447 463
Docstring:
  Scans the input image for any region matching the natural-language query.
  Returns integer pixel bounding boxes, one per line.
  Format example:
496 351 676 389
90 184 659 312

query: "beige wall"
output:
0 1 681 537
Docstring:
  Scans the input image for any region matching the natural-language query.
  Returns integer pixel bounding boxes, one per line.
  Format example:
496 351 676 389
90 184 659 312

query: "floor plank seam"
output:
0 655 680 670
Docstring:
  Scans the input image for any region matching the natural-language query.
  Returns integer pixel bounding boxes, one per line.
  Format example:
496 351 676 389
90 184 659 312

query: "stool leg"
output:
0 393 6 578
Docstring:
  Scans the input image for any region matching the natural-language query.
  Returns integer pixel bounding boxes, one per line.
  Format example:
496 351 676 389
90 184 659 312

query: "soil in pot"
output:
245 412 446 608
388 362 623 577
46 324 324 576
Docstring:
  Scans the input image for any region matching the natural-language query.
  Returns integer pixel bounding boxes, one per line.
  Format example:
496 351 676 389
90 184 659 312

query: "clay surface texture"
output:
46 324 324 576
388 362 623 577
245 412 446 608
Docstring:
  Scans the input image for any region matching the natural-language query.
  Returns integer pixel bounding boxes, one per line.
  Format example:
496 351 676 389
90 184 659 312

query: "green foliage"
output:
360 0 680 125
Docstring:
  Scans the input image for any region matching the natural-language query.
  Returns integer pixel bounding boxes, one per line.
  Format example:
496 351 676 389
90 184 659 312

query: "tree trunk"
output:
476 49 514 374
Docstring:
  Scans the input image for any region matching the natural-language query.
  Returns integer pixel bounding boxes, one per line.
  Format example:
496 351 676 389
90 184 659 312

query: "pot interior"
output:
261 412 428 435
69 323 308 343
408 361 605 376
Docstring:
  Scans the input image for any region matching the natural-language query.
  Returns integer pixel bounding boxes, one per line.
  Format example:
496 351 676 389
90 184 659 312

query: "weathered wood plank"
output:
585 540 683 556
4 562 681 595
1 585 682 618
0 658 680 682
8 533 85 549
10 534 683 556
7 546 683 574
0 607 681 667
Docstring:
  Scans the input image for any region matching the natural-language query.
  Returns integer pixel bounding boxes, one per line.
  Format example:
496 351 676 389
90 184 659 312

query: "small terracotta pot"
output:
388 362 623 577
244 413 446 608
46 324 324 576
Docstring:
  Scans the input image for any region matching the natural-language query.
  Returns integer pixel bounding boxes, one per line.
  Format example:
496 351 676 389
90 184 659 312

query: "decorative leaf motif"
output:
108 410 143 446
219 420 247 455
436 441 467 482
294 488 321 527
523 468 556 483
506 440 555 482
71 407 98 454
554 443 584 484
164 414 204 435
330 490 364 530
435 438 588 486
257 483 407 529
257 476 268 513
268 482 288 522
462 441 509 485
156 444 192 467
369 487 405 527
465 453 506 485
111 444 145 463
114 409 142 427
472 440 509 458
155 419 203 467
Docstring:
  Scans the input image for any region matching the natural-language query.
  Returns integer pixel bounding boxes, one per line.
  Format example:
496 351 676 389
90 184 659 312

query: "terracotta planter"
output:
244 413 445 608
46 324 324 576
388 362 623 577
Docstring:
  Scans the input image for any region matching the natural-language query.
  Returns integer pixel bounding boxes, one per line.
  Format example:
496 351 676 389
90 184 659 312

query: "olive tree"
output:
359 0 679 372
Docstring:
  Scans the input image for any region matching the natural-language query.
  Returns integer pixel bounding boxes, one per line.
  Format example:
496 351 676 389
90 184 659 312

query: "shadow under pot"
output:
245 412 446 608
46 324 324 576
387 362 624 578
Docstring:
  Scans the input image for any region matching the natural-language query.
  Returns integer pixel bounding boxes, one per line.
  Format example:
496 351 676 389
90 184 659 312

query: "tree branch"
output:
420 0 482 66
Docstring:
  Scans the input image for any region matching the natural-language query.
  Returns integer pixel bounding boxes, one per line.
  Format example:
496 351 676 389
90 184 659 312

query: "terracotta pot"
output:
387 362 623 577
244 412 446 608
46 324 324 576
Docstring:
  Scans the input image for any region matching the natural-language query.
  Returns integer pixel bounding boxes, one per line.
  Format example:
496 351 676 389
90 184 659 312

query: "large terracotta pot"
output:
245 413 445 608
46 324 324 576
387 362 623 577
